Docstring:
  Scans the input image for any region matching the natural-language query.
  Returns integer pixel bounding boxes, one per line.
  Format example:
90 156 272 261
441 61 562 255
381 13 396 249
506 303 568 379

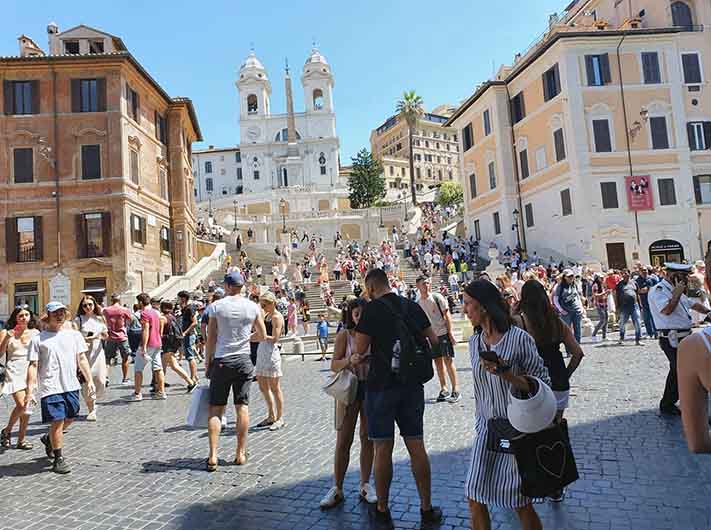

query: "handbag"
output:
0 362 6 385
186 385 211 428
322 368 358 405
511 419 579 498
486 417 524 454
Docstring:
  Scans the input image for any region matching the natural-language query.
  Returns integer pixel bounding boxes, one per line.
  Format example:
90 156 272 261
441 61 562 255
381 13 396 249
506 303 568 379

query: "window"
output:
554 128 566 161
5 216 42 263
415 154 421 161
542 64 561 101
657 178 677 205
519 149 529 179
160 226 171 253
64 40 79 54
463 123 474 151
416 167 421 178
155 112 167 144
693 175 711 204
425 141 429 148
593 119 612 152
82 145 101 180
78 212 110 258
561 188 572 216
493 212 501 235
483 109 491 136
253 170 260 180
524 203 534 227
438 169 443 180
313 88 324 110
390 166 394 176
89 40 104 54
236 167 243 180
585 54 611 86
247 94 258 113
650 116 670 149
235 151 241 163
130 214 146 245
427 168 432 179
469 173 477 198
159 168 168 200
70 78 106 113
448 170 453 180
126 84 140 122
205 161 212 173
600 182 619 209
488 161 496 189
474 219 481 241
129 149 139 184
13 282 38 315
511 92 526 123
4 80 38 115
13 148 33 183
205 177 213 192
437 156 441 163
641 52 661 84
681 53 702 84
671 1 694 28
687 121 711 150
535 146 547 172
236 185 243 195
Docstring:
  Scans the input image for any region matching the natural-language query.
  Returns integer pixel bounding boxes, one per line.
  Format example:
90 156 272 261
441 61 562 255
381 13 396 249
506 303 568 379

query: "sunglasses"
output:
15 304 29 310
82 303 94 307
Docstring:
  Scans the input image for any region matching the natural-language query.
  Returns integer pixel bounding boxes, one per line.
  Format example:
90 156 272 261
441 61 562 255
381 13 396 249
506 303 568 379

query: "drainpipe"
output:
504 84 527 254
51 66 61 268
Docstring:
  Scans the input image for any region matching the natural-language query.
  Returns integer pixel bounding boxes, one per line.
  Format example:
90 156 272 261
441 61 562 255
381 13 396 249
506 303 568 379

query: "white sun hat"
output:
507 376 557 433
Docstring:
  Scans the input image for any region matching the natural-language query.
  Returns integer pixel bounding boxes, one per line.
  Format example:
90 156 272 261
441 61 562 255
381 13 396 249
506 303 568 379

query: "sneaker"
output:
86 409 97 422
617 339 624 345
370 506 394 530
447 391 460 403
40 434 53 458
436 389 450 402
121 379 133 386
421 506 443 526
128 394 143 402
635 340 644 346
359 483 377 504
548 489 565 502
52 456 71 474
319 486 344 510
269 419 285 431
156 392 168 400
164 382 172 388
186 382 197 394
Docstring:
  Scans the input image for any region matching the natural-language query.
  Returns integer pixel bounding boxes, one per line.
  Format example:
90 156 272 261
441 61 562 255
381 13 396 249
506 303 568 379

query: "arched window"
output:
247 94 258 114
671 1 693 28
274 129 302 142
313 89 324 110
319 152 327 175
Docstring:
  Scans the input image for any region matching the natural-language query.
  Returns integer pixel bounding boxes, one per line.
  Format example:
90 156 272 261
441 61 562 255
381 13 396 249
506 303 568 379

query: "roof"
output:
57 24 127 51
192 146 240 155
444 26 687 127
0 51 202 141
374 110 452 135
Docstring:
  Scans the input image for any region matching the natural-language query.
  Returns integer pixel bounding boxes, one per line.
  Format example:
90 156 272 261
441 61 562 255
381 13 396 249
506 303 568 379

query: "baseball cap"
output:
562 268 574 277
45 301 67 313
214 287 226 297
224 271 245 286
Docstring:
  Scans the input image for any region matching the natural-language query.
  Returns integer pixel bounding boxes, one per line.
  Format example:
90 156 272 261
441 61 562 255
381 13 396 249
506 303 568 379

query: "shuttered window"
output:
474 219 481 241
525 203 534 227
71 78 106 112
81 144 101 179
130 214 146 245
159 168 168 199
469 173 477 198
693 175 711 204
13 148 33 183
585 54 611 86
463 123 474 151
657 178 677 206
511 92 526 123
483 109 491 136
155 112 167 144
126 84 140 122
519 149 529 179
641 52 661 84
560 188 572 216
650 116 670 149
76 212 111 258
681 53 702 84
3 80 39 115
554 128 566 161
5 216 42 263
493 212 501 235
488 161 496 190
593 119 612 152
687 121 711 150
160 226 171 253
130 149 139 184
542 64 561 101
600 182 619 209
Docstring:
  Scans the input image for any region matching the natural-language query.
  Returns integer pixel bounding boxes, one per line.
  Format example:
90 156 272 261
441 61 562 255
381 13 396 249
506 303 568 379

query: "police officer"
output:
649 263 711 416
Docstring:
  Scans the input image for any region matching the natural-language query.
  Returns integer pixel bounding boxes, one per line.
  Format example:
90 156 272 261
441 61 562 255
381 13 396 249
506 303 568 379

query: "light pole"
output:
379 205 385 228
279 198 287 233
512 208 522 253
232 199 238 232
208 191 213 218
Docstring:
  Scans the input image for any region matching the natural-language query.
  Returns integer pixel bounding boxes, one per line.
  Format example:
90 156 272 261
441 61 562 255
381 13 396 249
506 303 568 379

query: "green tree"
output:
347 148 385 209
437 181 463 209
395 90 424 206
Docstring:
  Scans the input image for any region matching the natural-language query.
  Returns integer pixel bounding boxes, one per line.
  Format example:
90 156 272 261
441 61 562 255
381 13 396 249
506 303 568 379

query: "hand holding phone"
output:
479 350 500 364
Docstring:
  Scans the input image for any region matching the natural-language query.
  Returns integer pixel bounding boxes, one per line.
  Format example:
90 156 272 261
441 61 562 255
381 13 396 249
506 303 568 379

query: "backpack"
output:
376 296 434 386
163 314 183 351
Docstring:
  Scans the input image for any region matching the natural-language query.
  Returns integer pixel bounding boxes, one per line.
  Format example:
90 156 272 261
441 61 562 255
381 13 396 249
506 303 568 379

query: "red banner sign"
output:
625 175 654 211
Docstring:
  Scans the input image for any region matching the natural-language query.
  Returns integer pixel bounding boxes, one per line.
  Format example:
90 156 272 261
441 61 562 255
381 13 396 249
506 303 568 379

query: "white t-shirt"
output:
74 315 108 364
212 295 260 359
28 329 88 398
418 293 449 336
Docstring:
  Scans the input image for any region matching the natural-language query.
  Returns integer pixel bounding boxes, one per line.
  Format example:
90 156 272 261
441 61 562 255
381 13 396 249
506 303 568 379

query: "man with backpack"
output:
178 291 199 384
416 276 459 403
351 268 443 529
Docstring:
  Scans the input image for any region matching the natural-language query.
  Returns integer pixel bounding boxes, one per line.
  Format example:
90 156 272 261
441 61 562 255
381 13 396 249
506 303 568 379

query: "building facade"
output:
445 0 711 269
0 24 201 320
370 104 460 199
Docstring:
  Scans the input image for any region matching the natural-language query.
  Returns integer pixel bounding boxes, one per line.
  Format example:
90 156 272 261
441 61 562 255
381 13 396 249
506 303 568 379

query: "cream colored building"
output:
370 104 459 199
445 0 711 269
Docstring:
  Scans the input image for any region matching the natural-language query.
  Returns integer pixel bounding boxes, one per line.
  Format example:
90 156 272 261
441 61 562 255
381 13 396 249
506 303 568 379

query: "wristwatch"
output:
495 363 512 374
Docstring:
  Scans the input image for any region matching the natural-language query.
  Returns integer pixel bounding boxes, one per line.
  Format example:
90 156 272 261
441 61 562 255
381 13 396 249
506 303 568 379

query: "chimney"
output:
208 145 214 150
47 22 59 53
548 12 559 29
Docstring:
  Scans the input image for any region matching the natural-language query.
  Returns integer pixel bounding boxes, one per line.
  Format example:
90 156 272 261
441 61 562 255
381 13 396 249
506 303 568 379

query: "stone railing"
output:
148 242 225 300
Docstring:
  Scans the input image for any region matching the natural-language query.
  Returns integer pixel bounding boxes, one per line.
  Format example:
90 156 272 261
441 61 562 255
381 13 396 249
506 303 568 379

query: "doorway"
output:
649 239 684 267
606 242 627 270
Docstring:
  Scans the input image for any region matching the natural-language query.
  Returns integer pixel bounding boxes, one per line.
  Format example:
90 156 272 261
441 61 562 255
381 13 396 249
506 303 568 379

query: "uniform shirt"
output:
648 279 693 331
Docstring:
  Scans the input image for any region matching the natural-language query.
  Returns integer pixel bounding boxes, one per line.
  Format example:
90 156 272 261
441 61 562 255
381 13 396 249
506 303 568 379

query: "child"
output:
316 314 330 361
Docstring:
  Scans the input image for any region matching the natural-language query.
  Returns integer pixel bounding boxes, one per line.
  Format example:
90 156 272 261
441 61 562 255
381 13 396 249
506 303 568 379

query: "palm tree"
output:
396 90 424 206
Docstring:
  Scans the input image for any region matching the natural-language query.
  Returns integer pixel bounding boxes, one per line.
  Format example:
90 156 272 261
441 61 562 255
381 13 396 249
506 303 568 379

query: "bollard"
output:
292 336 304 361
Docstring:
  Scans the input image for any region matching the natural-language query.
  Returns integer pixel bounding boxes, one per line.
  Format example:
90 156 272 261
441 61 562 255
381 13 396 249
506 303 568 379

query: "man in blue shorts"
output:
25 302 94 474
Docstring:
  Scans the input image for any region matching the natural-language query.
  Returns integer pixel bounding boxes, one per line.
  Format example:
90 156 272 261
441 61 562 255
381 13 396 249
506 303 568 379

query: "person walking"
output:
591 275 609 341
316 314 330 361
462 280 550 530
159 302 197 392
300 300 311 336
102 294 134 386
254 292 286 431
615 270 643 345
127 304 143 362
351 268 443 530
73 296 108 422
286 296 298 336
130 293 166 401
553 269 585 343
0 306 39 450
26 302 95 474
178 291 199 385
635 268 657 338
320 298 377 509
649 263 711 416
205 272 266 471
416 276 459 403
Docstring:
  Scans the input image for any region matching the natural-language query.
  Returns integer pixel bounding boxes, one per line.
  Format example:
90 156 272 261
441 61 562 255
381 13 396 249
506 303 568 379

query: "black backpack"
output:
376 296 434 386
163 314 183 351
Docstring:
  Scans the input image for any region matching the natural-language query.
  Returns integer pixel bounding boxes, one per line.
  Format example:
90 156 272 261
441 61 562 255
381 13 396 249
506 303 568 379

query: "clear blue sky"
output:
4 0 567 160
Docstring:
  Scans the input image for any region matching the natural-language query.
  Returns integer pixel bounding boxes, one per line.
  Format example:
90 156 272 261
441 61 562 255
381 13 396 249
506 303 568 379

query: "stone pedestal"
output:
485 247 506 278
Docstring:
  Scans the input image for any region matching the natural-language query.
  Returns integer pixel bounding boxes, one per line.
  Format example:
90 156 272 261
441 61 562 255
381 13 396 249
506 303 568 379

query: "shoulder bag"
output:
323 367 358 405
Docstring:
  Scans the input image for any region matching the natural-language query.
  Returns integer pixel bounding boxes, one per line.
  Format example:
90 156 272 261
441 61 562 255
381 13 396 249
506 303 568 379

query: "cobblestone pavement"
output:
1 336 710 530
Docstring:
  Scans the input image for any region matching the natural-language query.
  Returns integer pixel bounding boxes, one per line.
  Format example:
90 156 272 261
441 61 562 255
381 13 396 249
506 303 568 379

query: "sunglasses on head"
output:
15 304 29 310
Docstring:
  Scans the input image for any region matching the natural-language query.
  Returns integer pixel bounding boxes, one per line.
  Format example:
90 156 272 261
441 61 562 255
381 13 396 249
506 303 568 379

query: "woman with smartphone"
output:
0 306 40 449
462 280 550 530
73 296 108 422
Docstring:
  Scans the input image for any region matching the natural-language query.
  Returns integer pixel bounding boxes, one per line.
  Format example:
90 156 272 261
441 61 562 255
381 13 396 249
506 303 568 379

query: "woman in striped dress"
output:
462 280 550 530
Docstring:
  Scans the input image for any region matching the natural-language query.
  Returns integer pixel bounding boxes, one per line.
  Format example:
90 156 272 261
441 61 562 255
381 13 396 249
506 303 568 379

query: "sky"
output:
3 0 569 161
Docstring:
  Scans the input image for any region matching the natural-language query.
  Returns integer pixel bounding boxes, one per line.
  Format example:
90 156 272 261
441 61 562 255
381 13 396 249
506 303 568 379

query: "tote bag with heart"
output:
511 420 579 498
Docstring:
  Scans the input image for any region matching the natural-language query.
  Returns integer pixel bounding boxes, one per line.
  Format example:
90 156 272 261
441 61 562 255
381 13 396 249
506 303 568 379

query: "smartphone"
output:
86 331 94 338
479 350 499 364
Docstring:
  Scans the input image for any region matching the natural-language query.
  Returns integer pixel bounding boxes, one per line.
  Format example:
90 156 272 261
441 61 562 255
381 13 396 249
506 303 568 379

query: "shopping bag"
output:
186 385 211 428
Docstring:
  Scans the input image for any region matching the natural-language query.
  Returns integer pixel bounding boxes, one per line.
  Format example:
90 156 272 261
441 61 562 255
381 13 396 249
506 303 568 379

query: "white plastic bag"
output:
186 385 210 428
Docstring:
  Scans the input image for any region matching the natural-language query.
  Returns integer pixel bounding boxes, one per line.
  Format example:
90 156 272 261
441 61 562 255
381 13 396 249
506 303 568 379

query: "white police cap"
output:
664 262 693 272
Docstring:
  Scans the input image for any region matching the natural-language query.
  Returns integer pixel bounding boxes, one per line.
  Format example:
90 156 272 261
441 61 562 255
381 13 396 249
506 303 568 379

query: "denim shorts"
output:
134 346 163 372
365 383 425 441
182 334 197 361
41 391 80 424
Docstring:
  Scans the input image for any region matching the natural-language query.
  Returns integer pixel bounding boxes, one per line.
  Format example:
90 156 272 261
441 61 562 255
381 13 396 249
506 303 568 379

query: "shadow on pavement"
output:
0 456 50 477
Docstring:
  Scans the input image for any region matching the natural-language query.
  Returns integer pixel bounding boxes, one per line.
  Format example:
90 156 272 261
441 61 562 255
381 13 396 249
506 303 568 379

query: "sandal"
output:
256 419 274 428
233 454 248 466
0 429 10 448
16 440 33 450
206 459 218 472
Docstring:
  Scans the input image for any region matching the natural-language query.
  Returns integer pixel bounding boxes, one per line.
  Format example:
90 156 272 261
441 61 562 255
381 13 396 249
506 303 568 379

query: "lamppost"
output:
379 205 385 228
279 198 287 233
512 208 522 253
207 191 213 218
232 199 238 232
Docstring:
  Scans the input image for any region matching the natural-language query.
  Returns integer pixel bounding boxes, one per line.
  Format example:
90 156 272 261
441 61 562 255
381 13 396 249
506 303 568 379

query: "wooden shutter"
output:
585 56 595 86
101 212 112 256
130 214 136 244
134 91 140 122
703 122 711 150
71 79 81 112
33 216 43 261
5 217 18 263
140 217 146 244
554 64 561 95
3 81 12 114
542 72 549 101
154 110 159 140
600 53 611 84
96 78 106 112
30 80 40 114
687 123 697 150
693 176 702 204
76 214 87 258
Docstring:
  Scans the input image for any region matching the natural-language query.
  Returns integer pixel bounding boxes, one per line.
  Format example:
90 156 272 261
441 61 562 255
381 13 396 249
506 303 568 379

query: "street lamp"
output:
207 191 213 218
279 198 287 233
232 199 238 232
511 208 522 253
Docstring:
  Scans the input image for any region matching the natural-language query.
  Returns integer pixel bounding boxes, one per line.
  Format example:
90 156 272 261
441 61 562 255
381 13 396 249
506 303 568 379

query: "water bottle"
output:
391 339 401 375
24 398 36 416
